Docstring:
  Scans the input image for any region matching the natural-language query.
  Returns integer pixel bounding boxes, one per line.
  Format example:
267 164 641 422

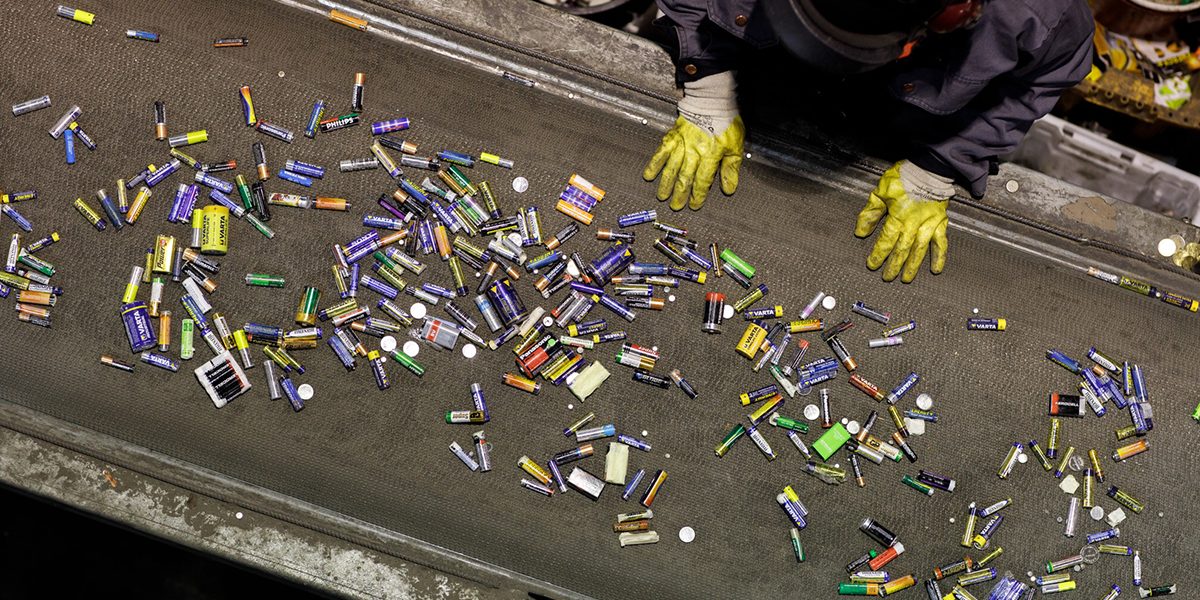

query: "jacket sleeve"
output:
654 0 767 83
906 1 1095 197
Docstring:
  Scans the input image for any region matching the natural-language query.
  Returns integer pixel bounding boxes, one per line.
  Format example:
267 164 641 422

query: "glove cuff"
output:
897 159 955 202
678 71 738 136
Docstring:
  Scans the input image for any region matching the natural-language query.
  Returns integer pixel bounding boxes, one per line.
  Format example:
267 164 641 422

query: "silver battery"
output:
420 317 460 350
262 359 282 400
12 95 51 116
567 466 605 500
49 104 82 138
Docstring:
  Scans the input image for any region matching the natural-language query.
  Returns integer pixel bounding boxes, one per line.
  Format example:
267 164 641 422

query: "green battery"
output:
789 527 804 562
180 318 195 360
390 349 425 376
714 423 746 457
771 414 809 434
235 174 253 210
17 251 55 277
837 582 875 595
244 273 285 288
445 164 477 195
295 286 319 325
902 475 934 496
719 248 755 278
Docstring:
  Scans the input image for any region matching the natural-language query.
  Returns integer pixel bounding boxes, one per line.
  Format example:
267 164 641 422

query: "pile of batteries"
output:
978 347 1170 598
450 400 669 547
3 96 76 327
0 207 62 328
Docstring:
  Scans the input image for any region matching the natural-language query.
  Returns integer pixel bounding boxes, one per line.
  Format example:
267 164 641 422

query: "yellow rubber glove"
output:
643 116 744 210
854 160 953 283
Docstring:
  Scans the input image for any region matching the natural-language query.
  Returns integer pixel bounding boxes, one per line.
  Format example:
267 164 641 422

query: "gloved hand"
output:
854 160 954 283
642 72 744 211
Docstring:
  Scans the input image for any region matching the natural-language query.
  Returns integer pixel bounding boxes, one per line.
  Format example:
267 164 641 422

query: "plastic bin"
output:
1006 114 1200 223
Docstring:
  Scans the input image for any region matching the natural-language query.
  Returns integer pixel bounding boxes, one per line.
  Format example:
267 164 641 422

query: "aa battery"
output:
49 105 82 139
13 95 51 117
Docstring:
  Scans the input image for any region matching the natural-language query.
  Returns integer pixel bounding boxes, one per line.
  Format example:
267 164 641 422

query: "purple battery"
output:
145 159 182 188
122 302 159 352
417 220 435 254
360 273 400 299
588 245 635 285
363 214 406 230
284 159 325 179
177 184 199 223
194 170 234 193
371 118 410 135
347 263 360 298
487 278 526 325
617 210 656 228
376 194 409 221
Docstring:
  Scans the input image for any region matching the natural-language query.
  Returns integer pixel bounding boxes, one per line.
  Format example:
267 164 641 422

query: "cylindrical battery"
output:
200 205 230 255
702 292 725 334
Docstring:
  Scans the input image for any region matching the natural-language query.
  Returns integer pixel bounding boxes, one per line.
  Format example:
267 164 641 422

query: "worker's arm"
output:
653 0 771 83
900 0 1096 197
643 0 773 210
856 0 1094 283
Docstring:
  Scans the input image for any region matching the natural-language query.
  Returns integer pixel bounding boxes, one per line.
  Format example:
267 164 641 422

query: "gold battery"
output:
736 323 767 359
151 234 176 273
200 205 230 255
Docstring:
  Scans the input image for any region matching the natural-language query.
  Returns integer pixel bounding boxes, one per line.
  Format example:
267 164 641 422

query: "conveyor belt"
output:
0 1 1194 598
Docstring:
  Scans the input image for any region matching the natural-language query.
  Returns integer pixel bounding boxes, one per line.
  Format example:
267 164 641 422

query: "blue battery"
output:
436 150 474 167
621 468 646 501
487 278 527 326
617 210 656 228
359 274 399 299
886 372 919 405
526 250 562 271
363 214 406 230
372 118 410 135
304 100 325 139
284 159 325 179
347 263 360 298
194 170 234 193
278 169 314 187
421 282 456 300
629 262 668 276
617 434 652 452
281 377 304 411
1046 349 1082 374
1130 364 1147 402
64 128 76 164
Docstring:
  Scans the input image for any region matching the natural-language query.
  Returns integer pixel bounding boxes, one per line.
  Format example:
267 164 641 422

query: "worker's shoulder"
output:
986 0 1094 44
995 0 1093 30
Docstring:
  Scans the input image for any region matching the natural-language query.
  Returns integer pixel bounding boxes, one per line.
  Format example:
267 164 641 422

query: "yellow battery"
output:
748 394 784 423
736 323 767 359
788 319 823 333
151 234 176 273
66 8 95 25
200 205 230 255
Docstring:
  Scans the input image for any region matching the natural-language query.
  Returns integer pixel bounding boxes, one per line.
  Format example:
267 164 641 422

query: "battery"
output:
200 205 230 255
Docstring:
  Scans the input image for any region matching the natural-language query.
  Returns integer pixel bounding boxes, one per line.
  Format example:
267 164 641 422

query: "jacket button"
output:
734 14 748 26
902 82 916 93
684 64 698 75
